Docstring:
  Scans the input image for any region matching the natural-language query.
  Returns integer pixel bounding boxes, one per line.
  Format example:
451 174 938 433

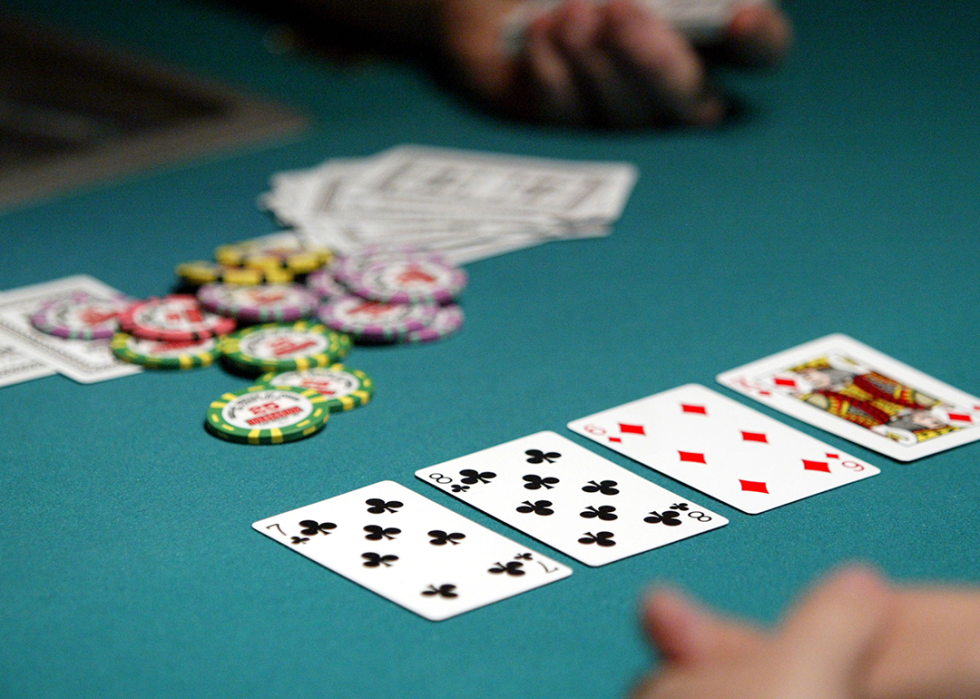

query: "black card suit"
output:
422 584 458 598
488 561 526 576
362 552 399 567
582 479 619 495
365 498 403 514
459 469 496 485
522 474 559 490
525 449 561 464
517 499 554 516
364 525 401 540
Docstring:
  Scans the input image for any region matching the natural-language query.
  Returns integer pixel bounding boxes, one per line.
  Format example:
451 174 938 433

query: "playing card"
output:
262 146 636 263
0 275 141 384
0 341 56 387
416 431 727 566
567 384 880 514
252 481 571 621
503 0 774 55
717 334 980 462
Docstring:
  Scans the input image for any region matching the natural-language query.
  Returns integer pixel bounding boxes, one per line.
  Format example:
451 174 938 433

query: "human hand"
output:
862 587 980 699
633 567 980 699
438 0 792 127
631 566 892 699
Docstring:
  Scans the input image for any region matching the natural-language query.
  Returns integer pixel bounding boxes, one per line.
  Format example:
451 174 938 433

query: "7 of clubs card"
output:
253 481 571 621
717 334 980 461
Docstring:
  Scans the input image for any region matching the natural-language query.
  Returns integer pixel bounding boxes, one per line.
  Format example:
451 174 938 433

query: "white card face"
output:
416 432 727 566
567 385 880 514
0 275 141 384
0 342 56 387
252 481 572 621
344 146 638 223
716 334 980 462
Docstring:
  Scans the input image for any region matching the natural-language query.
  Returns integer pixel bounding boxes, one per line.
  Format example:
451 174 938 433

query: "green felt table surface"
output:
1 0 979 697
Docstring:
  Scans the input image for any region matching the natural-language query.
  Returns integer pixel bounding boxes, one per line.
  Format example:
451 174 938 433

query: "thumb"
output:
642 587 765 666
773 565 893 697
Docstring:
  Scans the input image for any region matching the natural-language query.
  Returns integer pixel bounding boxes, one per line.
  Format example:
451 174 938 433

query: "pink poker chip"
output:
30 292 132 340
306 268 348 301
404 304 464 343
316 294 437 342
343 257 467 305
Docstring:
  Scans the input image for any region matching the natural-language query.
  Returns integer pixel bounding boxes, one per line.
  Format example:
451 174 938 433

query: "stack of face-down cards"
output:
255 334 980 619
258 145 638 265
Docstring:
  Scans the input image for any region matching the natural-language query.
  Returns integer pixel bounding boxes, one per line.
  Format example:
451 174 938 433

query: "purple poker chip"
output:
30 292 132 340
316 294 438 342
306 268 348 301
404 304 464 343
344 257 468 305
197 283 318 323
333 246 445 289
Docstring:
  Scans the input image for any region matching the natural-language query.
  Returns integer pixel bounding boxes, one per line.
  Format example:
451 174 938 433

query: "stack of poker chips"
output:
175 231 334 288
106 239 466 445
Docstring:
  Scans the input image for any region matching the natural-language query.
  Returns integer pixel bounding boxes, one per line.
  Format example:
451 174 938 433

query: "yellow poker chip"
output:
215 233 334 273
176 261 294 286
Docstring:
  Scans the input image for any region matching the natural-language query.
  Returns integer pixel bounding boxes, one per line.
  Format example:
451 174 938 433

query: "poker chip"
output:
30 292 131 340
333 246 441 288
404 304 465 343
219 321 351 375
110 333 217 369
176 260 295 287
257 365 375 412
118 295 236 342
215 234 333 273
205 385 328 444
197 283 318 323
344 257 468 304
306 268 348 301
316 295 438 342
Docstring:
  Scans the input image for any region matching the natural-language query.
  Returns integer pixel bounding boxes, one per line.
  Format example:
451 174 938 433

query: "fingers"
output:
641 587 766 666
603 0 725 125
521 0 724 127
863 588 980 699
724 3 793 67
774 565 893 697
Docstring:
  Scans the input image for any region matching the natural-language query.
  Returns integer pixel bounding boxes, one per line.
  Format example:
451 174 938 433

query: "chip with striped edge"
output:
206 385 328 445
257 364 375 413
119 295 236 342
110 333 217 369
219 321 351 375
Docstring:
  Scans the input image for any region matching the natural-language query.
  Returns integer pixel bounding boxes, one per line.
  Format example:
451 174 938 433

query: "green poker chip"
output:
110 332 217 369
205 385 329 445
257 364 375 413
218 321 351 376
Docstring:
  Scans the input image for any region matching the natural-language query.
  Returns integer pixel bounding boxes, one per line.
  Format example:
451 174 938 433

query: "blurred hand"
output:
439 0 792 127
631 566 892 699
632 566 980 699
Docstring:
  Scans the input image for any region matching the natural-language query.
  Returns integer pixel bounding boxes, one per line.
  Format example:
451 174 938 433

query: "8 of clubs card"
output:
417 431 727 566
717 334 980 461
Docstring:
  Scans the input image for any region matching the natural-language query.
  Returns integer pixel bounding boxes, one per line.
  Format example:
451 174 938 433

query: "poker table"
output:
2 1 979 697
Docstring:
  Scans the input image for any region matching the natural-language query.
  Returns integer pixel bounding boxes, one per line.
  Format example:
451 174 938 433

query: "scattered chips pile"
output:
25 235 465 445
38 236 462 445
